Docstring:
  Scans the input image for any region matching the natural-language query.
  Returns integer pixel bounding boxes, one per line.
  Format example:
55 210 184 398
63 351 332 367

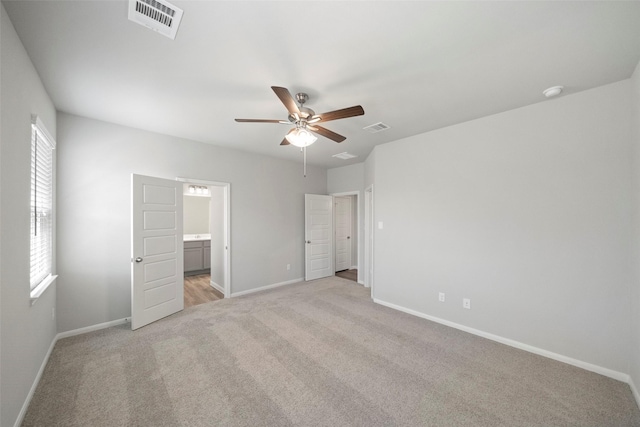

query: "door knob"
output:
135 257 143 263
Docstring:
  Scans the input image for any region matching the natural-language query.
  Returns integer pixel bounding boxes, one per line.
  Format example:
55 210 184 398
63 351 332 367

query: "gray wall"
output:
631 61 640 392
328 163 365 278
210 186 225 287
56 113 326 332
372 80 633 373
183 195 210 235
364 148 376 189
1 5 58 426
327 163 364 194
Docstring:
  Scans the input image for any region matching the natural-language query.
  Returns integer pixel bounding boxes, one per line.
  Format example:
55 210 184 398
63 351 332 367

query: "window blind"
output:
30 116 56 290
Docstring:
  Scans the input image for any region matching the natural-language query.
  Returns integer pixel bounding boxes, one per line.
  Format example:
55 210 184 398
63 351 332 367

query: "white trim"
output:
14 317 129 427
350 265 358 270
175 177 228 187
373 298 630 383
364 185 374 292
630 377 640 410
13 331 57 427
230 278 303 298
210 280 224 294
29 274 57 306
357 280 365 285
57 317 130 340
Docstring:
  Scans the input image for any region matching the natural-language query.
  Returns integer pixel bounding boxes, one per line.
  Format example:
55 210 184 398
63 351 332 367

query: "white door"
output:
334 196 352 272
131 174 184 330
305 194 333 281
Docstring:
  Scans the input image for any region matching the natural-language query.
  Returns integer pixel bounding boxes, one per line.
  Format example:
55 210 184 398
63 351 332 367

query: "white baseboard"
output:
14 317 130 427
630 376 640 410
14 331 58 427
357 280 365 285
209 280 224 294
373 298 630 383
57 317 130 340
350 265 358 271
231 277 303 298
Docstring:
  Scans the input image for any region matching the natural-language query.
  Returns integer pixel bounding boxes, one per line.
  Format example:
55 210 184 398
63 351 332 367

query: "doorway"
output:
331 191 360 283
178 177 231 303
182 183 222 307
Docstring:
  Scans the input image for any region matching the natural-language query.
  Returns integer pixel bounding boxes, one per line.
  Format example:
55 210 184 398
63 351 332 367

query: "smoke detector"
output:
128 0 184 40
543 86 563 98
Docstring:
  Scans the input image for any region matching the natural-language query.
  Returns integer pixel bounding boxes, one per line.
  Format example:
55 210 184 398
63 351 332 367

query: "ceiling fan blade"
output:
271 86 301 116
312 105 364 123
308 125 346 143
235 119 289 124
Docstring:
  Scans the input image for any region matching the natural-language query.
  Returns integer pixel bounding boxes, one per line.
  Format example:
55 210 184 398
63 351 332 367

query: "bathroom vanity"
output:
184 234 211 275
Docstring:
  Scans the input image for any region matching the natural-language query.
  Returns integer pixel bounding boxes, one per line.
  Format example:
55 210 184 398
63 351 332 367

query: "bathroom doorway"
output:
178 178 231 307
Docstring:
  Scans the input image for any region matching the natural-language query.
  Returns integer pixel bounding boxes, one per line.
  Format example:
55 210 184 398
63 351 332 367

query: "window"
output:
30 115 56 301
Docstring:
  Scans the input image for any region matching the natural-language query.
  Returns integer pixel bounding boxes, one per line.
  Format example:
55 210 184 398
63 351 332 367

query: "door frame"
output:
364 185 374 292
330 191 360 284
177 177 231 298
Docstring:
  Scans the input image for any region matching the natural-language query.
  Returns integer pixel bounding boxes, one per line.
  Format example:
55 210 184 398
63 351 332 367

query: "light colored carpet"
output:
23 277 640 426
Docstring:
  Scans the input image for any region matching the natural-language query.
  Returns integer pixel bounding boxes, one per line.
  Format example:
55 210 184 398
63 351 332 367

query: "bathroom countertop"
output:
183 234 211 242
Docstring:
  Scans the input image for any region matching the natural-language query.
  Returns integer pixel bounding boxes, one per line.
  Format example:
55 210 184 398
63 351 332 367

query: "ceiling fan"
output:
235 86 365 148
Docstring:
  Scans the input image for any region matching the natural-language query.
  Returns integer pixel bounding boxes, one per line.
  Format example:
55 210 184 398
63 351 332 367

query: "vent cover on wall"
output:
128 0 184 40
363 122 391 133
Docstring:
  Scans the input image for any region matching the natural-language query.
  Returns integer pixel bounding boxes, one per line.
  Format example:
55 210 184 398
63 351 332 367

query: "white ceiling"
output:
4 1 640 169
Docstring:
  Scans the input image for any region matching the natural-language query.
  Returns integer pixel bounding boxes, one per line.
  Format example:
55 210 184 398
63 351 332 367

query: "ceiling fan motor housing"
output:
289 107 315 123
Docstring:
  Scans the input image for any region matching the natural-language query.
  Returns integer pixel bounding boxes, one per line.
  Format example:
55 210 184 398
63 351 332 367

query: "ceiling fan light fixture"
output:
286 128 317 147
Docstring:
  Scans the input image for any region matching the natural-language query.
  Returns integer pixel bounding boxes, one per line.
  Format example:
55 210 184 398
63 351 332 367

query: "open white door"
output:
305 194 333 281
131 174 184 330
334 196 352 272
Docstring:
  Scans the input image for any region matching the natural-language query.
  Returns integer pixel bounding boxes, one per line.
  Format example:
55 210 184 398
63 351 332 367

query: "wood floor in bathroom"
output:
336 269 357 282
184 274 224 308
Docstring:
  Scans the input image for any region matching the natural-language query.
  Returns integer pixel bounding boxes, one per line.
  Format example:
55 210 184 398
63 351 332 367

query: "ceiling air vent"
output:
128 0 184 40
363 122 391 133
332 152 358 160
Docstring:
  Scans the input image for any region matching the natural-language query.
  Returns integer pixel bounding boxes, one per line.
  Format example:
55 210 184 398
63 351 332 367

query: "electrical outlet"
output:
286 264 291 271
438 292 445 302
463 298 471 309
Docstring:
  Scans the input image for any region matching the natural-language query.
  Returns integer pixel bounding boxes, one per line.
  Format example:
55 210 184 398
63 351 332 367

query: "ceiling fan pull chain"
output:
303 146 307 177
